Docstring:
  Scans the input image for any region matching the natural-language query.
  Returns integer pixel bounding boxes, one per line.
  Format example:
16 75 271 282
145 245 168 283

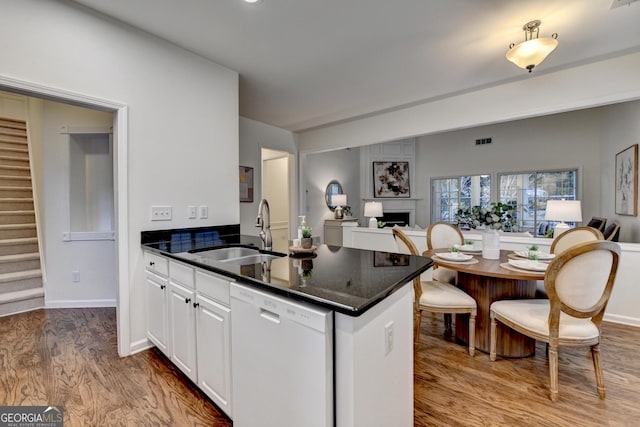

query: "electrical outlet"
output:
188 206 197 219
72 271 80 283
151 206 172 221
384 321 394 355
199 205 208 219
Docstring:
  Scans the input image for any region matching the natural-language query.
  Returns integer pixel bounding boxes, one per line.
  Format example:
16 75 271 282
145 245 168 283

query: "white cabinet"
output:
144 251 169 355
144 250 233 418
196 293 232 417
168 281 197 382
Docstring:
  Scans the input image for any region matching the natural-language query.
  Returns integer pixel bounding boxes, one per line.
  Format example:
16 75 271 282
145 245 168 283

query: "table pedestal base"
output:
455 272 537 358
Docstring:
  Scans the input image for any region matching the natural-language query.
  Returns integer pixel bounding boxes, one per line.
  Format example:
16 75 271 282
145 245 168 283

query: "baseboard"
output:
604 313 640 328
129 337 154 355
45 299 116 309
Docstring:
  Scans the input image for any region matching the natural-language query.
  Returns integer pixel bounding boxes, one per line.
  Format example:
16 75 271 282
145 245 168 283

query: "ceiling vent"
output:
610 0 640 9
475 137 492 146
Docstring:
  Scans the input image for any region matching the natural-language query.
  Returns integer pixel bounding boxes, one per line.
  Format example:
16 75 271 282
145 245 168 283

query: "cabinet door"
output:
146 272 169 355
168 282 197 382
196 294 232 417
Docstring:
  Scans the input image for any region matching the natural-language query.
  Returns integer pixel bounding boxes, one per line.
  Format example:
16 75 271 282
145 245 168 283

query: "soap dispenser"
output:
297 216 307 239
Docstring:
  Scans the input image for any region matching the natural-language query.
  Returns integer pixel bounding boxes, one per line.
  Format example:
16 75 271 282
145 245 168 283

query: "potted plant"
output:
301 226 313 249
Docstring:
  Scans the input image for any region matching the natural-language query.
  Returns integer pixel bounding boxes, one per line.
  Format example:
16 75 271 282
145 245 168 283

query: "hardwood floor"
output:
1 308 638 426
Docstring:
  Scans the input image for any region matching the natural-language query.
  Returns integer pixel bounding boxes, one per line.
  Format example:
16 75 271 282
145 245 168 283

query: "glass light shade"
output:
364 201 383 218
506 37 558 71
331 194 347 207
545 200 582 222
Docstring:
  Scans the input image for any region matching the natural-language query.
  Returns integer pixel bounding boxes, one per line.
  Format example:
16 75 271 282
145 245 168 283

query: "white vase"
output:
482 229 500 260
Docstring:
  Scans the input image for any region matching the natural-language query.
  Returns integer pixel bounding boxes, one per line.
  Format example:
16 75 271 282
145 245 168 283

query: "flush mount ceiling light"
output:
243 0 262 4
506 20 558 73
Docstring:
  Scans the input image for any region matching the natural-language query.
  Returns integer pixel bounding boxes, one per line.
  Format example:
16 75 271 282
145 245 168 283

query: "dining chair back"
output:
393 227 477 355
490 240 621 401
427 222 464 285
550 226 603 254
603 221 621 242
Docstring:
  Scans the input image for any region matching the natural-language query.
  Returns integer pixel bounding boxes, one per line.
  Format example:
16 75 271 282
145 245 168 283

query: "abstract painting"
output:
615 144 638 216
373 161 410 198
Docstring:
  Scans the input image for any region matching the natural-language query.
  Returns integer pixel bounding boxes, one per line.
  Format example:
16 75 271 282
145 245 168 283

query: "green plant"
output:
528 244 539 251
455 202 516 230
343 205 352 216
301 226 312 238
451 246 459 253
377 221 386 228
301 270 312 280
464 239 474 245
527 251 539 261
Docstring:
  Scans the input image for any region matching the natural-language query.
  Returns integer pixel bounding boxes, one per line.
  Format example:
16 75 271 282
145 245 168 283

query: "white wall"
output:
1 0 239 354
600 101 640 242
36 101 116 306
304 148 362 241
414 109 603 228
239 117 297 237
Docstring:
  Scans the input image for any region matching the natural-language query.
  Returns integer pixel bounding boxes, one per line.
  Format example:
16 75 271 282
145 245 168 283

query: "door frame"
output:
0 75 130 356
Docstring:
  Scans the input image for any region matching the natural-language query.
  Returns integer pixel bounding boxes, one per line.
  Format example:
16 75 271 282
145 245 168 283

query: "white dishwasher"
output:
230 282 333 427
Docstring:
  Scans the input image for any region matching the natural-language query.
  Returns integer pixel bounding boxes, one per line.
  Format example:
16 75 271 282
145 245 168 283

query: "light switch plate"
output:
151 206 172 221
199 205 208 219
188 206 197 219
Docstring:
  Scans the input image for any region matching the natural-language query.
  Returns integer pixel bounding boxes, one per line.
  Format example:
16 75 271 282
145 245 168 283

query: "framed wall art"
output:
373 161 410 198
615 144 638 216
239 166 254 203
616 144 638 216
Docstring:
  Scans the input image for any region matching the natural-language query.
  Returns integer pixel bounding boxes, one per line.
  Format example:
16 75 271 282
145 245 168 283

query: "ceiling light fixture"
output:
243 0 262 4
506 20 558 73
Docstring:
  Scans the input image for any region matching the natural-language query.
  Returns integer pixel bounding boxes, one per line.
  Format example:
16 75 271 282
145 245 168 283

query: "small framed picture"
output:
239 166 254 203
615 144 638 216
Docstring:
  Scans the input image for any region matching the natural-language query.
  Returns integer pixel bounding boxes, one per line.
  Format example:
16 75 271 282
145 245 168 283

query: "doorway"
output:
261 148 292 254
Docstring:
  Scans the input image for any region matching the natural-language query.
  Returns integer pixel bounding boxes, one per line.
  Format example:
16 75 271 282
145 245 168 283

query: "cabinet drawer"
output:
196 270 230 305
170 260 195 289
144 251 168 276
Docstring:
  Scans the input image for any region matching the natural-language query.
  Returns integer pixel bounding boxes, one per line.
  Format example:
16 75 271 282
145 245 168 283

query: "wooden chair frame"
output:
549 226 603 254
393 227 476 356
490 240 620 401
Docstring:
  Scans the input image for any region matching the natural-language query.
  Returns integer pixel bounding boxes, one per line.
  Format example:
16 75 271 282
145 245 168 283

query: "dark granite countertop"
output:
141 226 432 316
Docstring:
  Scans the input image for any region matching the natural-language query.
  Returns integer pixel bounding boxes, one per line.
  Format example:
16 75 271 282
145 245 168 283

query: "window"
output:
431 175 491 223
499 169 578 235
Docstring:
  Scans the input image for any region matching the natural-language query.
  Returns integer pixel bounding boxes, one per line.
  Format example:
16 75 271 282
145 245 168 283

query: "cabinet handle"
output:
160 284 166 290
193 302 200 308
185 298 191 304
149 261 155 266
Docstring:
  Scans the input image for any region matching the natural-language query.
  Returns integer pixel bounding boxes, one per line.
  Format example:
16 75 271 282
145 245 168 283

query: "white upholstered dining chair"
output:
393 227 477 355
426 222 464 285
489 240 620 402
536 226 604 298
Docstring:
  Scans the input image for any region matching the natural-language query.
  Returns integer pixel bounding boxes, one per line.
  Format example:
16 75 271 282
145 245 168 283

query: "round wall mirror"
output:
325 180 343 211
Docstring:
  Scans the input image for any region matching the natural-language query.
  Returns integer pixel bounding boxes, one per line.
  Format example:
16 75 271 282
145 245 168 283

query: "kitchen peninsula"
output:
142 225 432 427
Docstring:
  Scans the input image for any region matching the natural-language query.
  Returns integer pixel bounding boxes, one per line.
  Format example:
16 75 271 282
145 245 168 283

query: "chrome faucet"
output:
256 198 272 250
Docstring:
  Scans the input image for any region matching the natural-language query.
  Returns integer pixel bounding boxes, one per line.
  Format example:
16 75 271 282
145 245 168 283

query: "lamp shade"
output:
506 37 558 71
331 194 347 207
364 201 383 218
545 200 582 222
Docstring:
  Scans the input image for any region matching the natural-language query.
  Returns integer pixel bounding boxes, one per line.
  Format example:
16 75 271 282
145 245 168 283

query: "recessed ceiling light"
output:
244 0 263 4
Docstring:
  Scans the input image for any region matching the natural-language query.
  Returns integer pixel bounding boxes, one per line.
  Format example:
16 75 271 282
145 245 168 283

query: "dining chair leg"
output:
549 343 559 402
591 343 606 399
444 313 452 336
414 310 422 344
489 312 497 361
468 310 476 357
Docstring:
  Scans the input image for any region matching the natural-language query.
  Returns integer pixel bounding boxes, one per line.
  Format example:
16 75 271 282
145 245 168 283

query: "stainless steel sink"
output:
193 247 260 261
189 246 284 265
220 253 282 265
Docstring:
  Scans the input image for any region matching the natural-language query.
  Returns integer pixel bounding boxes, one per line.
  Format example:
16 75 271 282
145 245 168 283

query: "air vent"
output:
611 0 640 9
475 137 492 146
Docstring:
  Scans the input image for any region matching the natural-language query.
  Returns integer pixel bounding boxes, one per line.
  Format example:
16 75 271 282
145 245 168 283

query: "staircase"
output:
0 118 44 316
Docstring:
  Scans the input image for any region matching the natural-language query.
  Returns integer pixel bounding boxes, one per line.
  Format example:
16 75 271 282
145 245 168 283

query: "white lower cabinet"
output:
168 281 197 383
196 294 232 417
145 251 233 419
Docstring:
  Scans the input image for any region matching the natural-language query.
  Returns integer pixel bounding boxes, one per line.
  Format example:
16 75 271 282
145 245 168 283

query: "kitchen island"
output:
141 225 432 427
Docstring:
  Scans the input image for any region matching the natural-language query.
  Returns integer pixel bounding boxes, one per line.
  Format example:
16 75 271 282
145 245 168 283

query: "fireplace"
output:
380 211 410 227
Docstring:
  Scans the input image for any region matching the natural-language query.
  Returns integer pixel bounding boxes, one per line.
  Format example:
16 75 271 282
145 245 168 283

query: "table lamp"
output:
364 201 383 228
332 194 347 219
545 200 582 237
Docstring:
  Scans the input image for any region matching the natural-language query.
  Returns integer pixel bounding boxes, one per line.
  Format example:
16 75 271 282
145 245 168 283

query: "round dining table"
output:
422 248 546 358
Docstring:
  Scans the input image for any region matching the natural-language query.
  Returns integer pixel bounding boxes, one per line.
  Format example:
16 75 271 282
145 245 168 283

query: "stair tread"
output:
0 237 38 245
0 210 35 215
0 269 41 281
0 287 44 304
0 252 40 263
0 197 34 201
0 223 36 230
0 165 30 170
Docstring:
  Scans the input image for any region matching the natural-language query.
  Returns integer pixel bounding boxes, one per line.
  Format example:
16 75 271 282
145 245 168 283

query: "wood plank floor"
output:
1 308 638 426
